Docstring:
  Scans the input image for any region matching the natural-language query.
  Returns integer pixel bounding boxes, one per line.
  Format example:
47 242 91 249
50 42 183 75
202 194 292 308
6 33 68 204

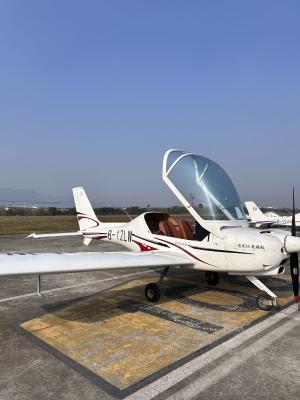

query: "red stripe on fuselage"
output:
132 240 157 252
155 237 218 267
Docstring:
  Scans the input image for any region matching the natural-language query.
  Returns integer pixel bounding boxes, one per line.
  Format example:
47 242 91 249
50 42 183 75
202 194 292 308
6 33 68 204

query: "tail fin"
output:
72 187 100 231
244 201 266 221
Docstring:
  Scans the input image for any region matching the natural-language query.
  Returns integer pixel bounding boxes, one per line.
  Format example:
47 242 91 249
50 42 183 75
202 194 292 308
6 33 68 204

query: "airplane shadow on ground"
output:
39 272 293 324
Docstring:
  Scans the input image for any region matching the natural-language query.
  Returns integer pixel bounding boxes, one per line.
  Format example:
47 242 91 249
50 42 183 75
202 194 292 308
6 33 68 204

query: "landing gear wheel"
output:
256 293 274 311
145 283 160 302
205 272 219 285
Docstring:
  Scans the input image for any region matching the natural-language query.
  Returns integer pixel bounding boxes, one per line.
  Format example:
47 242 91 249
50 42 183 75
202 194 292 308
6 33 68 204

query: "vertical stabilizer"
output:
244 201 267 221
72 187 100 231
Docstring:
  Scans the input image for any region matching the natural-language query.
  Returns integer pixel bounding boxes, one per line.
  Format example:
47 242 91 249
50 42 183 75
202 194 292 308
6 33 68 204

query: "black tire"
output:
205 272 219 285
145 283 160 302
256 293 274 311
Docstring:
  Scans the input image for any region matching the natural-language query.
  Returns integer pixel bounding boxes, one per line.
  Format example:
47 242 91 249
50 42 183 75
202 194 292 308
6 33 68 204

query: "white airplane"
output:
245 201 300 228
0 150 299 311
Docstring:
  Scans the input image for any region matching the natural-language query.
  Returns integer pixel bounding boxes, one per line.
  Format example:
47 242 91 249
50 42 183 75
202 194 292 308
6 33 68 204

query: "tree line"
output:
0 206 298 217
0 205 188 216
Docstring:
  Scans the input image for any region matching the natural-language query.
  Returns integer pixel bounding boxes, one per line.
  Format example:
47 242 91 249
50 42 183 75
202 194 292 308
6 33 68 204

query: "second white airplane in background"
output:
245 201 300 228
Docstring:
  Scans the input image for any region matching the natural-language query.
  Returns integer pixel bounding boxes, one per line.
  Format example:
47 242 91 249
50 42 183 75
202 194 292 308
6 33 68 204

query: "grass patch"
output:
0 214 193 235
0 215 129 235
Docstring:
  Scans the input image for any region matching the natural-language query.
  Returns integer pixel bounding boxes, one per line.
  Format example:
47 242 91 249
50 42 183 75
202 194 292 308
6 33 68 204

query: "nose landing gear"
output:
256 293 275 311
246 275 278 311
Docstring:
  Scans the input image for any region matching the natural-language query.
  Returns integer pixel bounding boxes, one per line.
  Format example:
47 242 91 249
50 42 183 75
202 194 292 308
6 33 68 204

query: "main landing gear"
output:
145 266 169 302
144 269 221 302
246 275 278 311
205 271 219 285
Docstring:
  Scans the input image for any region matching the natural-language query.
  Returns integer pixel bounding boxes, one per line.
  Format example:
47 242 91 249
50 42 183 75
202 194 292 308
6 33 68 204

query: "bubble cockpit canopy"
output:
163 150 246 223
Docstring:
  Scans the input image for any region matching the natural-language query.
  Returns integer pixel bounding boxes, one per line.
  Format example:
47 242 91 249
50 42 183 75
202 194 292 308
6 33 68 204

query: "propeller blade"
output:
290 252 299 303
292 187 296 236
290 187 299 304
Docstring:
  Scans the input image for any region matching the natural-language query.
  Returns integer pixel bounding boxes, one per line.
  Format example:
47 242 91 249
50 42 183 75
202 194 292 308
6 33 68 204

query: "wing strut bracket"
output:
37 274 42 297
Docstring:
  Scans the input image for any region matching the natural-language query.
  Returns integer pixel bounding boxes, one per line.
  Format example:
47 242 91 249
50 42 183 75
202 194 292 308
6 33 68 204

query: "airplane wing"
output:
0 251 194 276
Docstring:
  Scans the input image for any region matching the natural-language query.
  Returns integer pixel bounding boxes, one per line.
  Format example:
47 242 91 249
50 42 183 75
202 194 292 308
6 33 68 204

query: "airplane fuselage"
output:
266 214 300 227
82 213 290 276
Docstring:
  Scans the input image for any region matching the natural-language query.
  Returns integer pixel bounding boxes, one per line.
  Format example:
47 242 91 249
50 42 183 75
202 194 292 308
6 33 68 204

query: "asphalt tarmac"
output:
0 235 299 400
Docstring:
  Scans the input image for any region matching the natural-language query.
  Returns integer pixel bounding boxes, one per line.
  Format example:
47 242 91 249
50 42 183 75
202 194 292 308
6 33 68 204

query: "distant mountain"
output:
0 189 71 206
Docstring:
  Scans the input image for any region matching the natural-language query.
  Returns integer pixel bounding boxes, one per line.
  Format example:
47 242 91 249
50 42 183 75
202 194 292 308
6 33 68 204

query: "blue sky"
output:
0 1 299 207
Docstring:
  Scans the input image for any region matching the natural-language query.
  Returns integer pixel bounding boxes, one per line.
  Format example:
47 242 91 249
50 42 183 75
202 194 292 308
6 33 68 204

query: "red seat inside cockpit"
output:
145 212 196 240
159 220 181 238
178 220 194 240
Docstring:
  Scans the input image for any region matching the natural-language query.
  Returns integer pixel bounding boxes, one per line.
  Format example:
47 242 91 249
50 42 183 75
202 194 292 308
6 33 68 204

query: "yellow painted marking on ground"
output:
21 273 294 390
157 291 256 330
189 291 244 306
28 305 205 389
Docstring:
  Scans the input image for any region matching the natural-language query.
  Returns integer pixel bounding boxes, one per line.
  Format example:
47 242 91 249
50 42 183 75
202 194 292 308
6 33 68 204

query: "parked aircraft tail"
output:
73 187 100 231
244 201 267 221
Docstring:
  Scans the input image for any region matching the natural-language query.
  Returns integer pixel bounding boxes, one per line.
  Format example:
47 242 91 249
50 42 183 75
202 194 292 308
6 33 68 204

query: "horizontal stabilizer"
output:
27 232 83 239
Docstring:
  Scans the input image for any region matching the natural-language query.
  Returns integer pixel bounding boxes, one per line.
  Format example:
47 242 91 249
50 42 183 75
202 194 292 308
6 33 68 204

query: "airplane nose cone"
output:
284 235 300 253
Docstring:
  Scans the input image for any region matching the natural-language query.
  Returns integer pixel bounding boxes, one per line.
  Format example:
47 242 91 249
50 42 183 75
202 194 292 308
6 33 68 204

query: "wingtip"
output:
26 233 35 238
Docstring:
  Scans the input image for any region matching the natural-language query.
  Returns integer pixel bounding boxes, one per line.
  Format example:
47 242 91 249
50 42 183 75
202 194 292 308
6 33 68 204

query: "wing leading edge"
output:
0 251 194 276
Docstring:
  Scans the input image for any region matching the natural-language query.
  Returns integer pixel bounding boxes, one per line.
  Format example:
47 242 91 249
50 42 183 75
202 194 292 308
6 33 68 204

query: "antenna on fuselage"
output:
120 207 132 221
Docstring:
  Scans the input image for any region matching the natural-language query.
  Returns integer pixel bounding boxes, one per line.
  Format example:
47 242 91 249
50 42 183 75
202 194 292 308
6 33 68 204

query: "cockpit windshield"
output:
164 150 246 221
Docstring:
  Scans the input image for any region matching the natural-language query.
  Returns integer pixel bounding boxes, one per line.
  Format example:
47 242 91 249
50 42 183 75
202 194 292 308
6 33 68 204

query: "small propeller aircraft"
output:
1 150 299 311
245 200 300 228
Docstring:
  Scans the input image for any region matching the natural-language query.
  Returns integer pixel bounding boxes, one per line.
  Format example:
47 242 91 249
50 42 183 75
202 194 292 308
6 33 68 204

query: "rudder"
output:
245 201 266 221
72 187 100 231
